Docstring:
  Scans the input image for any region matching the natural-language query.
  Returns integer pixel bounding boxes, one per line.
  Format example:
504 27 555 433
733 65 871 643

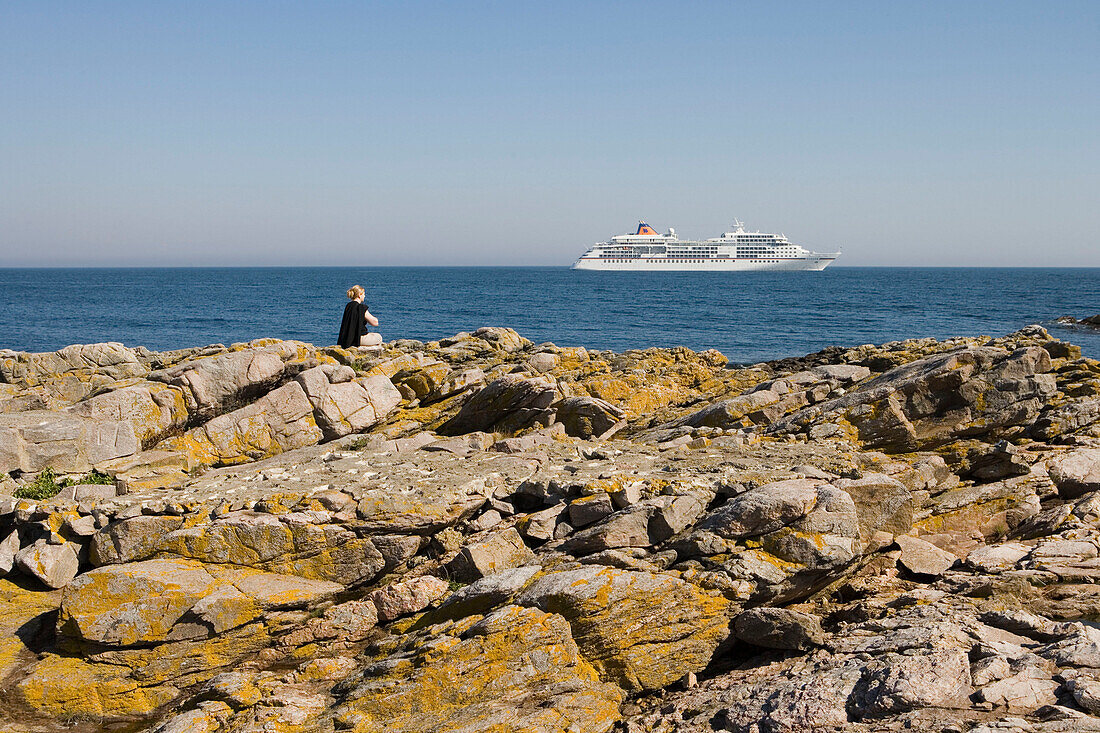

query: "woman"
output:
337 285 382 347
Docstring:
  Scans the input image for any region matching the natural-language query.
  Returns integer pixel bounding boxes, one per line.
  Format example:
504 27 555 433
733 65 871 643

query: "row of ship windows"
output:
600 259 789 263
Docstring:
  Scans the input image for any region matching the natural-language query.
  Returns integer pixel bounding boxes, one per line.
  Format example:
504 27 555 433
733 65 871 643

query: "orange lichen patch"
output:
0 580 61 681
334 605 622 733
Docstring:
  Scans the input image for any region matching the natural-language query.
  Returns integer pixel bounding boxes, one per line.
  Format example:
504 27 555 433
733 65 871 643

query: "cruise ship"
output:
572 220 840 271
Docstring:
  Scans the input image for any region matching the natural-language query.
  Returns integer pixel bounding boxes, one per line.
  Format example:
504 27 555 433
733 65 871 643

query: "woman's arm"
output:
363 309 379 327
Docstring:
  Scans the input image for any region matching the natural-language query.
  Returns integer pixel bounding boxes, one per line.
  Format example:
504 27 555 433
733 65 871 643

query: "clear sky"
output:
1 1 1097 267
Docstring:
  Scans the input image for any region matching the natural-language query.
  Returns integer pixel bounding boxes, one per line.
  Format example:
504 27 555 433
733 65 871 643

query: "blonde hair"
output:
346 285 365 300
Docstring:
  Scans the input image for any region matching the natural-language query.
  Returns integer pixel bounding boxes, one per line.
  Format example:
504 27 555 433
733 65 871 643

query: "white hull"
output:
574 219 840 272
572 256 837 271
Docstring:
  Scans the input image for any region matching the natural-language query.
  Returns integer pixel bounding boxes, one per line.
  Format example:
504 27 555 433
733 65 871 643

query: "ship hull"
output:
572 256 837 272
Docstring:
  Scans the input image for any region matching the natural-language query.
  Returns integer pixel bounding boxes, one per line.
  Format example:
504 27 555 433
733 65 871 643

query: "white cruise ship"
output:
572 220 840 271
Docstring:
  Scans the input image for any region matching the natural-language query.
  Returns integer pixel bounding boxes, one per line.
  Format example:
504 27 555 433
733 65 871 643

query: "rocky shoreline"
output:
2 323 1100 733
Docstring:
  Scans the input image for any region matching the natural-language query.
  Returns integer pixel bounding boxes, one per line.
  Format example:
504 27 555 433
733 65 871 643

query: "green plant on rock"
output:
60 469 114 487
13 468 63 500
12 468 116 500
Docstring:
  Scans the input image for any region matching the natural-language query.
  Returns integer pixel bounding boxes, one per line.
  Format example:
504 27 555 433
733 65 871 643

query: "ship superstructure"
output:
572 220 839 271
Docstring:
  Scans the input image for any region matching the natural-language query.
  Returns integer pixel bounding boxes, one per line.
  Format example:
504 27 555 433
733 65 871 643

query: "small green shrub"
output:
12 468 116 500
60 469 114 487
13 468 63 500
346 436 372 451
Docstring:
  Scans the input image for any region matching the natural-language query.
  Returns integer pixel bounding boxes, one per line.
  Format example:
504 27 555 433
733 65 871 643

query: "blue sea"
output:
1 267 1098 364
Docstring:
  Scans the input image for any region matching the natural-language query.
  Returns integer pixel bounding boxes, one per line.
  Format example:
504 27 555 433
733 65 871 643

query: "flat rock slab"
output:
58 558 342 646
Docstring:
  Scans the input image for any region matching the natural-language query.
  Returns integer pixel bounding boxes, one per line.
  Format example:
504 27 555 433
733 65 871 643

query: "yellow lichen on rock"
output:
514 566 731 692
334 604 623 733
17 653 175 719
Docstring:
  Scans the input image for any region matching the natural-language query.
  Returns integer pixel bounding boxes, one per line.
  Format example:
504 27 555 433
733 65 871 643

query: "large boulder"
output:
770 346 1057 451
553 396 624 438
1048 448 1100 499
438 375 561 436
150 346 293 420
446 527 535 582
66 381 189 447
734 607 825 651
664 390 782 431
685 479 863 602
0 343 148 405
332 604 622 733
834 472 915 542
14 541 80 589
159 381 323 466
17 558 341 721
295 365 401 439
1031 397 1100 441
515 565 731 691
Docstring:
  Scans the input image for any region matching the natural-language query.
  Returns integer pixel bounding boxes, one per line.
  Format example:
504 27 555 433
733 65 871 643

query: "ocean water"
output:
1 267 1098 364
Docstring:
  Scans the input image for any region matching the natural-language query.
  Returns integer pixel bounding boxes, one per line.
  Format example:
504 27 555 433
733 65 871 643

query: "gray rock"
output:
296 366 401 439
734 607 825 650
151 346 288 419
977 665 1059 712
520 503 567 542
561 504 656 556
648 491 713 543
850 648 972 715
699 479 823 539
1038 625 1100 667
447 527 534 581
1068 675 1100 715
67 381 189 448
967 542 1031 573
1032 398 1100 441
0 410 140 474
1048 448 1100 499
834 472 915 542
895 534 957 576
663 390 782 431
0 529 20 576
552 396 625 438
168 380 324 465
569 492 615 528
367 576 450 622
772 346 1057 451
437 565 541 619
965 440 1032 481
14 540 80 588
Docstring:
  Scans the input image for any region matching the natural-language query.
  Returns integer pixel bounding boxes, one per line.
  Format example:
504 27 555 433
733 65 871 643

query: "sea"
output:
1 267 1098 365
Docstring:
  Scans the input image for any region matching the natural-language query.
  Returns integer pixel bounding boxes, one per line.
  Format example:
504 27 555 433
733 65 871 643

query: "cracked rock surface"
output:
1 324 1100 732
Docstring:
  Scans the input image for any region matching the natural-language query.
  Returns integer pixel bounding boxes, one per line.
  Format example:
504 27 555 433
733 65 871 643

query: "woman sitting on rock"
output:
337 285 382 348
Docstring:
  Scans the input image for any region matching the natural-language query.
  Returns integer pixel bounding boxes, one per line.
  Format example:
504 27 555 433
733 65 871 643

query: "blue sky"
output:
1 1 1097 266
